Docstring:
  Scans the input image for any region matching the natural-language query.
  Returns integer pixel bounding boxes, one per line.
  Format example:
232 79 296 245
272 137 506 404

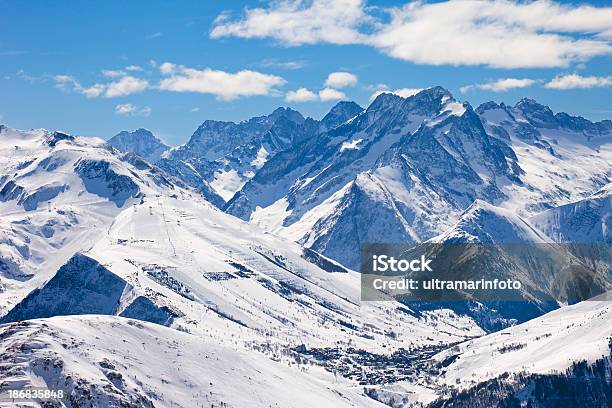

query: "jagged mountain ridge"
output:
155 105 363 202
107 89 610 271
219 88 612 270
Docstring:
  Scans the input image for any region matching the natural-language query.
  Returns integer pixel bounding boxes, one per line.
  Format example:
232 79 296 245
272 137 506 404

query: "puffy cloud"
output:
212 0 612 69
104 76 149 97
324 72 358 89
369 86 422 101
318 87 346 101
370 1 612 68
286 72 357 102
285 87 347 103
157 63 286 100
53 74 149 98
460 78 537 93
159 62 177 75
211 0 368 46
545 74 612 89
285 87 319 102
114 103 151 117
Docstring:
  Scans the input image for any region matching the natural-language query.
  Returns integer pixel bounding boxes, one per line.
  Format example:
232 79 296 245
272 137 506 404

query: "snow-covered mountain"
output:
223 88 611 271
320 100 364 130
477 98 612 214
0 126 187 316
0 125 492 406
531 182 611 243
1 87 611 406
157 105 359 203
108 128 169 163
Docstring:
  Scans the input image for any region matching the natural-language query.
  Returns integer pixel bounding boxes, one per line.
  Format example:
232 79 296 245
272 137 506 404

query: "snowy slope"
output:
362 296 612 407
0 316 384 408
0 126 187 316
433 199 550 244
1 300 607 408
531 182 611 243
1 191 483 351
432 296 612 392
477 100 612 216
415 200 612 324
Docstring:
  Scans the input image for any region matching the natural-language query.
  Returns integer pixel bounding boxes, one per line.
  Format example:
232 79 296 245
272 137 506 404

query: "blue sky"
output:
1 0 611 145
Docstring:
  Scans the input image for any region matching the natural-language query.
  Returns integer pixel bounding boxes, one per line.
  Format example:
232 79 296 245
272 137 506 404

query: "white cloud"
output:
157 63 286 100
369 85 422 101
212 0 612 69
286 74 357 102
370 1 612 68
211 0 369 45
125 65 144 72
159 62 177 75
460 78 537 93
391 87 423 98
105 76 149 97
53 74 149 98
285 87 319 102
324 72 358 89
102 69 126 78
545 74 612 89
81 84 107 98
191 107 200 112
115 103 151 117
318 87 346 101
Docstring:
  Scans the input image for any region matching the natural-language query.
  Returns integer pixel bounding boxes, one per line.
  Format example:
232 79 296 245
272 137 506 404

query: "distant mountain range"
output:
107 87 611 270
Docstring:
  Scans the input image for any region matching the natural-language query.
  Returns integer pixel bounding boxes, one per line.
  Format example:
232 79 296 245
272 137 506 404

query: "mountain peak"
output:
108 128 169 163
321 101 364 129
367 92 403 112
419 85 453 100
514 97 552 114
475 101 503 114
514 98 558 128
269 106 305 124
